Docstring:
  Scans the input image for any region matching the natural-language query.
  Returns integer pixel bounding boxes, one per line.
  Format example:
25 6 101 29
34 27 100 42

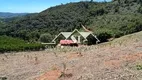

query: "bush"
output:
136 65 142 70
39 33 52 43
97 32 111 42
0 77 7 80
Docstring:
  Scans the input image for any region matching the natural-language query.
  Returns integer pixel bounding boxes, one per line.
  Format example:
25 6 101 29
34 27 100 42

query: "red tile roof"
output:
60 40 74 44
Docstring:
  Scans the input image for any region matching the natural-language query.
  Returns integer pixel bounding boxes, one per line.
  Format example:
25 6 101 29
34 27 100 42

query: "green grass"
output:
0 36 45 53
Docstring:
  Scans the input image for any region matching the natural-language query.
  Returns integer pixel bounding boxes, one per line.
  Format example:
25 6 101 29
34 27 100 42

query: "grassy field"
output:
0 36 45 53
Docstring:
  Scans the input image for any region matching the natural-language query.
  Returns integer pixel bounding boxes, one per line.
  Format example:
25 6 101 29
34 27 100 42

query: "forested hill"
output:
1 0 142 42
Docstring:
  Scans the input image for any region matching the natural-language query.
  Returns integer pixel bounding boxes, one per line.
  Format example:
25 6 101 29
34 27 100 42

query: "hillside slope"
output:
1 0 142 42
1 29 142 80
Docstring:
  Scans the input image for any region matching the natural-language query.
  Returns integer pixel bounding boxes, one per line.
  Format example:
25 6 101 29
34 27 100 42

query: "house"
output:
51 29 100 46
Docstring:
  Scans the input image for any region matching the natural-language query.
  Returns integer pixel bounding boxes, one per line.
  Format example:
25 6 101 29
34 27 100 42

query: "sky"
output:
0 0 112 13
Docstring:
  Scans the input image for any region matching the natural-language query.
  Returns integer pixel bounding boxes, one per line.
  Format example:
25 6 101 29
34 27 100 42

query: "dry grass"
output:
1 31 142 80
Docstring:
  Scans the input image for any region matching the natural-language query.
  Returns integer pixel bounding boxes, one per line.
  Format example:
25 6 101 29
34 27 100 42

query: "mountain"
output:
0 12 29 18
1 0 142 42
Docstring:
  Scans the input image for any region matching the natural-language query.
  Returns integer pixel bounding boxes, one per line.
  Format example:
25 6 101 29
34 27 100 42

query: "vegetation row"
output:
0 36 45 53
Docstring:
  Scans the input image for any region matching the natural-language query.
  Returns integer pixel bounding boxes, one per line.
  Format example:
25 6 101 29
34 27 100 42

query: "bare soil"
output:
1 33 142 80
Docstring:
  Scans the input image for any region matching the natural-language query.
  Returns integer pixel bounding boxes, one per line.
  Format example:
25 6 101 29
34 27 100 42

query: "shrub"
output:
39 33 52 43
136 65 142 70
97 32 111 42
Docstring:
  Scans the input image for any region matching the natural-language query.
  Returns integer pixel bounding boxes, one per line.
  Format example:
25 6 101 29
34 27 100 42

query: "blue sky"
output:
0 0 112 13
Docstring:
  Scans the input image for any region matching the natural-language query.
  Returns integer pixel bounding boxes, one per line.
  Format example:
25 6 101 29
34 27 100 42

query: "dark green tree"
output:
39 33 52 43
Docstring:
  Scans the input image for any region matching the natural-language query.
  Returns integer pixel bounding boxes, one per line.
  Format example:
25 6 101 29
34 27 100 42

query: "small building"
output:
51 29 100 46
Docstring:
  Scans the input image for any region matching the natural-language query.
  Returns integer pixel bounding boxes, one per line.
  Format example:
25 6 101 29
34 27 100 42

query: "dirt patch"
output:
104 59 122 69
121 53 142 62
66 52 83 60
35 70 62 80
104 53 142 69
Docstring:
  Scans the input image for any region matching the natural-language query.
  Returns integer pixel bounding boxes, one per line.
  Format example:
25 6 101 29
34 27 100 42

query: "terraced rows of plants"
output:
0 36 45 53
